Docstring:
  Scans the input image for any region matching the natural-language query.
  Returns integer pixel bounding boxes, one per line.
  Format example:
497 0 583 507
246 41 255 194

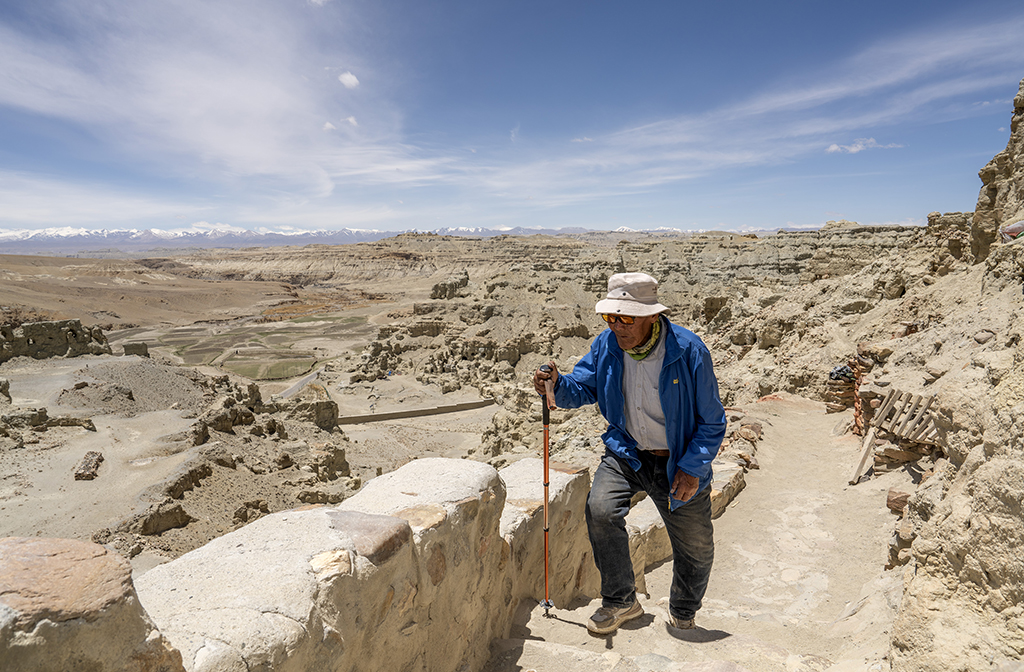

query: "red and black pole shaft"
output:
539 364 556 616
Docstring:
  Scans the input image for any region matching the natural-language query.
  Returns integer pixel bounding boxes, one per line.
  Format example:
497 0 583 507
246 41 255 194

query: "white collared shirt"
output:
622 323 669 453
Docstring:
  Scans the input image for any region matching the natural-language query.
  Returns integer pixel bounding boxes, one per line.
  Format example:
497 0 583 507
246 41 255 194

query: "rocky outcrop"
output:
884 240 1024 670
973 77 1024 261
0 319 111 363
430 269 470 299
0 537 183 672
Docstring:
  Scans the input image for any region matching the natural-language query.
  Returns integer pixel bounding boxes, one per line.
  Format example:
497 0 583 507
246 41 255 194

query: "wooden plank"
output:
880 393 911 432
907 396 936 441
890 393 914 431
871 389 898 429
850 426 878 485
895 394 923 437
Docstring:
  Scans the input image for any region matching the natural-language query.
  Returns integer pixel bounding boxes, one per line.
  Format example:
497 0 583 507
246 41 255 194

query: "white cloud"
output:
323 122 337 131
864 217 927 227
825 138 903 154
344 116 358 126
338 71 359 89
572 137 593 143
183 221 250 233
510 124 520 142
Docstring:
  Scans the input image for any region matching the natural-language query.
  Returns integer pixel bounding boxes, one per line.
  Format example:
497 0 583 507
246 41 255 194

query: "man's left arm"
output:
673 344 727 500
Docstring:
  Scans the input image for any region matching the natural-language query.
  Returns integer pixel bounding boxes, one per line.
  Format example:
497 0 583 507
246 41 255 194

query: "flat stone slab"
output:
0 537 132 626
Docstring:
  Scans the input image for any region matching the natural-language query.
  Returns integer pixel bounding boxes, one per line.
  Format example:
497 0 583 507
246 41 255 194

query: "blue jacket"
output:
553 317 726 509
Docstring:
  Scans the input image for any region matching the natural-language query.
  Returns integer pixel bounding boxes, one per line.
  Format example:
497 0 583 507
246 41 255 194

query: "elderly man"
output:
534 272 726 635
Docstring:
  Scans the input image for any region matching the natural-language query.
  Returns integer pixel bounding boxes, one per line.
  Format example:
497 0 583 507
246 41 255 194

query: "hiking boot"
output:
668 614 695 630
586 600 643 635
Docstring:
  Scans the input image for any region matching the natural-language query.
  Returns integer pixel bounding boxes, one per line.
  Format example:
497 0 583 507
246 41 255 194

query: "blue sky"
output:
1 0 1023 234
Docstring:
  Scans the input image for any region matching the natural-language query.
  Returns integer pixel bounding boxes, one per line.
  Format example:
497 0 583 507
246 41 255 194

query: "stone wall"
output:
1 457 672 672
0 319 111 364
132 457 607 672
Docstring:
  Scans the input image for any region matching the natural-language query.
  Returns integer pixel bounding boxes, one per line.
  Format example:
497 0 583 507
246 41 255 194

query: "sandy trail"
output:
487 394 910 672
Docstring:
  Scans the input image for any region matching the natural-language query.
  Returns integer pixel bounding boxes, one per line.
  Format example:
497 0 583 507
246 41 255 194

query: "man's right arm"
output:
549 339 601 409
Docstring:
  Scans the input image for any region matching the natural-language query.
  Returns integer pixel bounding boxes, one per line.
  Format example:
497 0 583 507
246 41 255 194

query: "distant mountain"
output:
0 227 401 256
0 225 620 257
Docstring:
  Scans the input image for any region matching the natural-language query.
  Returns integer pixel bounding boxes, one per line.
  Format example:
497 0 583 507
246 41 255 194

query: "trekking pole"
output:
539 364 556 616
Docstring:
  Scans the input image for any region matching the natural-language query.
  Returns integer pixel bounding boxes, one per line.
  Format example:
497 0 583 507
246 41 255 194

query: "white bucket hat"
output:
594 272 670 317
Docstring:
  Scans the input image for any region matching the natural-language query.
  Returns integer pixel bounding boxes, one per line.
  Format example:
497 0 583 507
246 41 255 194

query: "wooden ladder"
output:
849 388 938 485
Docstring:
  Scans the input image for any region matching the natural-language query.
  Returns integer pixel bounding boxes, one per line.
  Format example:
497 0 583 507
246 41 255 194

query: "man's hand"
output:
670 470 698 503
533 361 558 397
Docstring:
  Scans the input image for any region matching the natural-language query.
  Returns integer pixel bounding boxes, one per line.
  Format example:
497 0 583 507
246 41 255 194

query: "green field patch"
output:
221 358 316 380
264 334 298 346
185 345 226 356
164 329 209 337
226 349 315 360
290 315 365 324
160 335 204 346
179 351 215 366
176 344 226 365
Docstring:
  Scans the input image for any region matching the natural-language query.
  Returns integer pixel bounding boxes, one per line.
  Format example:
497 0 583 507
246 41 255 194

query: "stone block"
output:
137 457 511 672
710 461 746 519
625 495 671 593
499 458 596 608
123 342 150 357
886 489 911 514
0 537 183 672
74 451 104 480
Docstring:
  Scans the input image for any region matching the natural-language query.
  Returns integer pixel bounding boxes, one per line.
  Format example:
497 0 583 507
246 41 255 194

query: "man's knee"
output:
586 495 626 527
668 523 714 564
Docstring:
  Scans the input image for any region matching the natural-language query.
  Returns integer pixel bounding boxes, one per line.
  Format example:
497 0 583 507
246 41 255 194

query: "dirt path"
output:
486 394 910 672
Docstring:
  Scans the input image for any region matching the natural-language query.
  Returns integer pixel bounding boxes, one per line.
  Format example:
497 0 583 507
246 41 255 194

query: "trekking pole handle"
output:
539 364 556 413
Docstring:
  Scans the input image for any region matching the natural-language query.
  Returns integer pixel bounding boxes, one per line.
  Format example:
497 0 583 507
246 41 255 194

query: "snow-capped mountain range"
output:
0 225 686 256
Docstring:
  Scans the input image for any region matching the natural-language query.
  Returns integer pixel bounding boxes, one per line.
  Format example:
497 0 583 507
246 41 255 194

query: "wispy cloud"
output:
457 15 1024 205
0 171 210 227
825 138 903 154
0 1 376 192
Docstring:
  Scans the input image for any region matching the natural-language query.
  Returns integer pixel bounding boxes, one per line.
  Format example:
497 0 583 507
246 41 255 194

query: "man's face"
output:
608 313 659 351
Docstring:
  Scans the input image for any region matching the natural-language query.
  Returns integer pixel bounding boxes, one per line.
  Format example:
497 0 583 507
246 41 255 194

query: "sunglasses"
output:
600 313 636 325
